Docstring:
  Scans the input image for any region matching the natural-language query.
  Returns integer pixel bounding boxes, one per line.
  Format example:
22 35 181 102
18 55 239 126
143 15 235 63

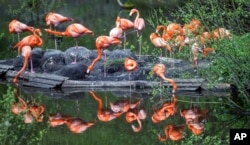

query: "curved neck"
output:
156 25 167 36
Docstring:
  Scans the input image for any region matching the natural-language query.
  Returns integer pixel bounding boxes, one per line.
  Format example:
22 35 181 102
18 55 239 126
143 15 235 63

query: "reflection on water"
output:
1 84 230 144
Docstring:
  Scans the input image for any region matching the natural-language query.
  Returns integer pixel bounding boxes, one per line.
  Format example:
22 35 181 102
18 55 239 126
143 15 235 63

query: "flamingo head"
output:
129 8 138 16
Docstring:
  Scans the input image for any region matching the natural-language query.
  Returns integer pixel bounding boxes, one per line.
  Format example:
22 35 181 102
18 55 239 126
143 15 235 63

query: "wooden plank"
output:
22 81 56 89
0 64 14 70
6 70 68 81
29 77 64 86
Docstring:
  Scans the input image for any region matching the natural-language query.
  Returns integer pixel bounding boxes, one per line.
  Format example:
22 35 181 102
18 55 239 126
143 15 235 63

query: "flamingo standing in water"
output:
152 64 177 93
129 8 145 57
13 28 43 73
89 91 123 122
45 12 73 49
45 23 94 64
86 36 121 74
8 19 34 41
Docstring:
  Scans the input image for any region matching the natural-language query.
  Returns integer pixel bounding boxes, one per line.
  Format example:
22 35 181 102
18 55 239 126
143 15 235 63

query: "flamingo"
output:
158 124 185 141
115 16 134 49
13 28 43 73
180 106 208 135
129 8 145 56
152 64 177 93
110 98 142 113
45 12 73 49
150 32 173 59
45 12 73 27
191 32 214 70
48 113 72 127
109 21 123 39
11 89 28 114
125 108 146 132
212 28 232 40
65 118 95 133
44 23 94 64
89 91 123 122
8 19 34 41
29 104 45 122
151 95 177 123
13 46 32 84
13 28 42 56
86 36 122 74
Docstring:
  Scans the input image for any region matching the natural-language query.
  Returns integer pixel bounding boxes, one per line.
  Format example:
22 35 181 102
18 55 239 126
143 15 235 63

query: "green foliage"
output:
171 0 250 35
0 85 47 145
202 34 250 96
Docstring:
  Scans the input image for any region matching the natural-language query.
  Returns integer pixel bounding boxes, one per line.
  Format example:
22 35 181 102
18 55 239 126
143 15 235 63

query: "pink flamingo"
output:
152 64 177 93
129 8 145 56
9 19 34 41
45 23 94 64
87 36 122 74
45 12 73 49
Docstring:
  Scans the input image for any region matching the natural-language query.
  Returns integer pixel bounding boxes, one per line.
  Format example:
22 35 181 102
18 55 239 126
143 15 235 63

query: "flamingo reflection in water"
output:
180 106 208 135
11 87 45 124
89 91 123 122
48 113 72 127
65 118 95 134
151 95 177 124
110 98 142 113
125 107 147 132
158 124 185 142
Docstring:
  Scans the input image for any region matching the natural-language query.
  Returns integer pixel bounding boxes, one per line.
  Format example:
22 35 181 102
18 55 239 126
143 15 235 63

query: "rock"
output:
41 49 65 72
64 46 92 64
54 63 87 80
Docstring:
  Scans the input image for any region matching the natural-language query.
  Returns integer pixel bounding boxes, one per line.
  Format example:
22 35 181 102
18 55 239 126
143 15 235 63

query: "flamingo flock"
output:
8 9 232 93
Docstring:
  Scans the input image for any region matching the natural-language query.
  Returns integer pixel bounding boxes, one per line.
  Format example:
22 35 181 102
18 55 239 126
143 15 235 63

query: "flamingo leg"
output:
30 55 35 73
72 39 78 64
123 32 126 49
104 50 106 78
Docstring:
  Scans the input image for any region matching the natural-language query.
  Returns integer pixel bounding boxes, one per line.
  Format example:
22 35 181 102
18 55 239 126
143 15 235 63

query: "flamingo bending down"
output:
13 28 43 73
13 46 32 84
8 19 34 41
158 124 185 141
86 36 122 74
45 12 73 49
89 91 123 122
129 8 145 56
45 23 94 64
29 104 45 122
152 64 177 93
116 16 134 49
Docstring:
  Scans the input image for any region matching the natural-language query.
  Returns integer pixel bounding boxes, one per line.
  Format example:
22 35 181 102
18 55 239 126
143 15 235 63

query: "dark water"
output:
0 1 249 145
